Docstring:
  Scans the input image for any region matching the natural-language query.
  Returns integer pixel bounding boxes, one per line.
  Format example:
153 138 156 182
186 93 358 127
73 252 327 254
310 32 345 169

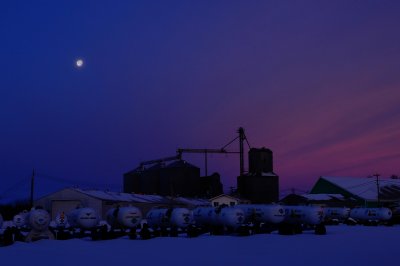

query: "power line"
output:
343 180 376 190
0 176 30 199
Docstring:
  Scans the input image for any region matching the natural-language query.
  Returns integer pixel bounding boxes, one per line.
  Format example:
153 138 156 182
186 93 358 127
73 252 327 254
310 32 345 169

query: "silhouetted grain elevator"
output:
237 147 279 203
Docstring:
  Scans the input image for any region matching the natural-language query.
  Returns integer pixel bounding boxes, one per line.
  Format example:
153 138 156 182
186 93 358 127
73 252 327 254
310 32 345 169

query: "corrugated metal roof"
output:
125 166 144 175
301 193 345 201
321 176 400 201
166 160 199 169
75 188 170 203
174 197 210 206
73 188 210 205
245 172 278 177
147 163 165 170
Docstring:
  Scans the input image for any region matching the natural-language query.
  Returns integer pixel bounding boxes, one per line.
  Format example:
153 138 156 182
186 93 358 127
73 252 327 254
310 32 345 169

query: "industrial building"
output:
310 176 400 207
34 188 210 220
123 160 223 198
237 148 279 203
124 128 278 202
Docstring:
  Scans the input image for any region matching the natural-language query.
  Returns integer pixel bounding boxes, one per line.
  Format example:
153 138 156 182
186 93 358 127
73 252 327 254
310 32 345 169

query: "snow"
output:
174 197 211 206
301 193 345 201
75 188 207 205
76 189 168 203
1 225 399 266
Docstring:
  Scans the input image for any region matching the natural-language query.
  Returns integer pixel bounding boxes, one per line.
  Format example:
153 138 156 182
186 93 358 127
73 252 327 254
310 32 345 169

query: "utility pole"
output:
373 173 380 207
204 150 208 177
238 127 245 177
30 168 35 209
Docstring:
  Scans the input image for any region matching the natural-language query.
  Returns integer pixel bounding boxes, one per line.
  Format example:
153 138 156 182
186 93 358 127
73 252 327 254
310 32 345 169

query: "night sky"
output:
1 1 400 202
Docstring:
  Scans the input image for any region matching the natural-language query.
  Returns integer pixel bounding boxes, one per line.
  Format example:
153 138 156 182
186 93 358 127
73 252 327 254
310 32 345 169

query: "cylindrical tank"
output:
350 207 392 222
193 207 217 227
13 211 29 228
170 208 193 228
67 207 99 229
106 206 143 229
324 207 350 221
146 207 193 229
284 206 324 225
217 207 245 230
237 204 285 224
193 206 245 230
27 209 51 232
146 208 170 228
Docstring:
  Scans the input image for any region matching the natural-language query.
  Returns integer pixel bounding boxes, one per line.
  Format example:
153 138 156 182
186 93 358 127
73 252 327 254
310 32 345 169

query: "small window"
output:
230 201 235 206
213 202 219 207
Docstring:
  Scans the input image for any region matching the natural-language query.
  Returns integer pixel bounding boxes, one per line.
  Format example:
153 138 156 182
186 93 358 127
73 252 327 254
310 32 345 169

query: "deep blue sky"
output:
1 1 400 202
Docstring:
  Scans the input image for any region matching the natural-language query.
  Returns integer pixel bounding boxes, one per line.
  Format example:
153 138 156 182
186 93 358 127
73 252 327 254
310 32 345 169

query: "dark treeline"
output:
0 200 30 220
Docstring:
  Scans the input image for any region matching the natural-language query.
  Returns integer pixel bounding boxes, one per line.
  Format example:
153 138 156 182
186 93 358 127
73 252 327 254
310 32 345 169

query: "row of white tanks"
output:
1 205 394 239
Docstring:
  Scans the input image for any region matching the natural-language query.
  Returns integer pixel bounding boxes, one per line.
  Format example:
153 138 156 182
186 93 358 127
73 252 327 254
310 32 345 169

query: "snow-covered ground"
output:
0 225 398 266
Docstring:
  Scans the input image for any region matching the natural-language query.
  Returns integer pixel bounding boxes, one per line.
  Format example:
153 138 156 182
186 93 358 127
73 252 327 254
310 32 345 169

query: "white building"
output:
35 188 210 220
209 194 250 207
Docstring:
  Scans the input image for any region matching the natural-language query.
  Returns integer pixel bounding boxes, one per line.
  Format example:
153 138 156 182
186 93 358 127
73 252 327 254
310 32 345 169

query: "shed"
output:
209 194 250 207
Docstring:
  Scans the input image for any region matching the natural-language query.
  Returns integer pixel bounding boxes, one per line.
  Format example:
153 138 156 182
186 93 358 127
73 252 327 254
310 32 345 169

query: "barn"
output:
310 176 400 207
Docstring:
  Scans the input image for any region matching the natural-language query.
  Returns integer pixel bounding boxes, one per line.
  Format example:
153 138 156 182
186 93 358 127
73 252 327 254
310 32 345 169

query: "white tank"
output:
27 209 51 232
216 207 245 230
146 208 171 228
350 207 392 222
193 207 218 227
284 206 324 225
106 206 142 229
237 204 285 224
193 206 245 229
146 207 193 228
13 210 29 228
170 208 193 228
54 211 69 227
324 207 350 221
67 207 99 229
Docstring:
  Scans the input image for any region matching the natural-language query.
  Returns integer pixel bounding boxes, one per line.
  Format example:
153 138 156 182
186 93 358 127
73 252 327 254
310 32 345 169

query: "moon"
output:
75 59 84 68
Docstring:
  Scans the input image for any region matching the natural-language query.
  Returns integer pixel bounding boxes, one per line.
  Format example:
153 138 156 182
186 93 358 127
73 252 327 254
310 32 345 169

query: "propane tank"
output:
284 206 325 225
193 206 245 230
13 210 29 228
146 207 193 229
146 208 170 228
25 208 54 241
324 207 350 221
192 206 218 227
27 208 51 231
237 204 285 224
67 207 99 229
106 206 142 229
170 208 193 228
216 206 245 230
350 207 392 222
